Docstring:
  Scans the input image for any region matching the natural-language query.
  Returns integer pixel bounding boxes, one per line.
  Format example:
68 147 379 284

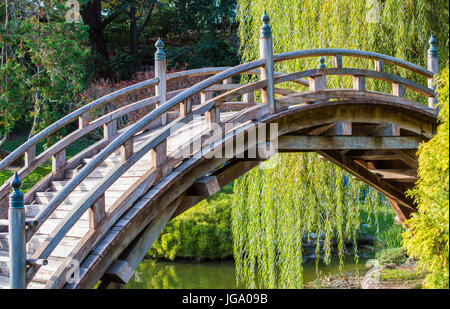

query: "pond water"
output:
125 253 374 289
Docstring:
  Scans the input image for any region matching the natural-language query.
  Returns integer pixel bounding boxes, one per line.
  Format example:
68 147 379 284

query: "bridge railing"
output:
0 67 248 214
6 12 438 287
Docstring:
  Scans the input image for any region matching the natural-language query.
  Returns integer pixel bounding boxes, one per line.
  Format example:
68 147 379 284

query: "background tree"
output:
233 0 449 289
0 0 89 152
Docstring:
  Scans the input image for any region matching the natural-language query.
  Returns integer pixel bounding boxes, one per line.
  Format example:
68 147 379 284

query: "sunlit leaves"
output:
404 67 449 289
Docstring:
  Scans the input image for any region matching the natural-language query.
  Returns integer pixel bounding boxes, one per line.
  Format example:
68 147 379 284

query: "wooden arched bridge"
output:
0 13 440 289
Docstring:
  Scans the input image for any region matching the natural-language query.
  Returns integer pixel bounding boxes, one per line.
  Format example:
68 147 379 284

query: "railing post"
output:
155 38 167 125
79 112 89 129
310 57 327 91
52 148 66 180
259 11 276 113
427 35 439 109
24 144 36 167
9 173 26 289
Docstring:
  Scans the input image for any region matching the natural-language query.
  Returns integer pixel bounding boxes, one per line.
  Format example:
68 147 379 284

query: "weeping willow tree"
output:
232 0 449 289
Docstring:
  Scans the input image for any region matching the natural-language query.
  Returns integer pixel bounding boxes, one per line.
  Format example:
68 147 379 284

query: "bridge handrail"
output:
24 59 266 283
273 48 434 78
0 67 237 175
0 67 250 204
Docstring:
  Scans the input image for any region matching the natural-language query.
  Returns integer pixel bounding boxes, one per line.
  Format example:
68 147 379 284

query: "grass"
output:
380 267 425 289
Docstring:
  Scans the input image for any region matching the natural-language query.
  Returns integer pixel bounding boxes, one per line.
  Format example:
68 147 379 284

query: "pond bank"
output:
125 253 374 289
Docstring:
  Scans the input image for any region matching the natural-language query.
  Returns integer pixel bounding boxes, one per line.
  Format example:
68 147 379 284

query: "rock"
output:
404 257 417 266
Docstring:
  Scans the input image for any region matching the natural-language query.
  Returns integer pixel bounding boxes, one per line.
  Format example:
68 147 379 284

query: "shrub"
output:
376 225 405 250
148 184 234 260
376 248 408 265
403 67 449 289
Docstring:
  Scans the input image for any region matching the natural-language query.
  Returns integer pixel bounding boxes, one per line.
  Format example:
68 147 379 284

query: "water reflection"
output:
126 254 373 289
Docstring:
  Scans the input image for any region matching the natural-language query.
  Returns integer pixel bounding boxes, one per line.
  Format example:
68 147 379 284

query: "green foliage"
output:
376 248 408 265
403 67 449 289
380 268 424 284
234 0 449 289
148 184 234 260
0 1 89 136
233 154 389 289
375 225 405 250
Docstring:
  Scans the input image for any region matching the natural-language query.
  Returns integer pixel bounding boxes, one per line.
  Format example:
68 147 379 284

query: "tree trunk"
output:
129 5 138 57
80 0 112 78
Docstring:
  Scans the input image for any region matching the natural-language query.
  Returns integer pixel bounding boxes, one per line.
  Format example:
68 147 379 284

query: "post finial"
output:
428 35 438 58
11 173 22 191
318 56 326 69
155 37 166 61
10 173 23 209
260 10 272 38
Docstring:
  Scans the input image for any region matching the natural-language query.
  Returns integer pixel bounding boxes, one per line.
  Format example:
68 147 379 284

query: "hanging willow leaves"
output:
232 0 449 289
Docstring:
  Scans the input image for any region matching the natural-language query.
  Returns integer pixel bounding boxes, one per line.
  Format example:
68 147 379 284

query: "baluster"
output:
205 107 220 131
309 57 327 92
180 98 192 118
121 138 134 162
103 120 118 139
223 78 233 85
24 144 36 167
79 112 89 129
52 149 66 180
392 83 405 98
155 38 168 125
374 59 384 72
9 173 26 289
427 35 439 109
89 194 105 230
352 75 366 91
332 55 342 69
201 92 213 104
151 140 167 169
259 11 276 113
243 91 255 105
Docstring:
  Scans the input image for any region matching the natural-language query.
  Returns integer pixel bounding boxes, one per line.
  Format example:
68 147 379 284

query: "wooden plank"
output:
352 75 366 91
308 122 352 136
24 145 36 167
179 99 192 118
309 75 326 92
89 194 105 230
393 150 418 169
332 55 343 69
205 107 220 128
392 83 405 98
194 176 221 197
278 136 420 151
369 169 417 180
352 124 400 137
221 102 256 111
103 120 118 139
79 113 89 129
120 138 133 162
375 59 384 72
151 140 167 169
52 149 66 180
317 150 415 211
201 92 213 104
